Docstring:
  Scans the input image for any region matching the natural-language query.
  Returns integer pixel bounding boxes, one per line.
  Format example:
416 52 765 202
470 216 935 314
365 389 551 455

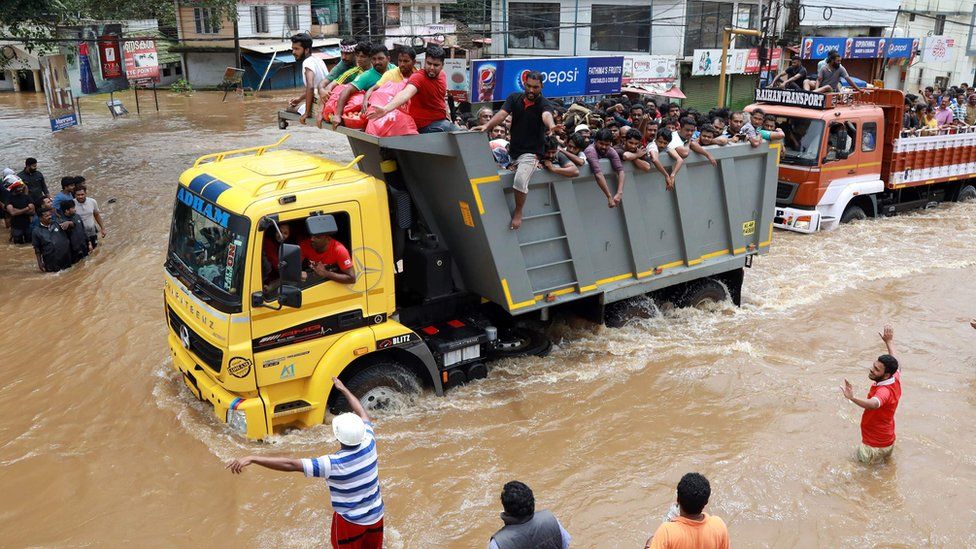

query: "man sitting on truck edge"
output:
814 51 860 94
300 218 356 286
226 377 385 549
287 33 328 126
489 481 571 549
772 56 813 91
840 325 901 465
367 45 458 133
475 70 559 230
331 44 394 128
583 128 626 208
362 46 416 110
317 41 373 128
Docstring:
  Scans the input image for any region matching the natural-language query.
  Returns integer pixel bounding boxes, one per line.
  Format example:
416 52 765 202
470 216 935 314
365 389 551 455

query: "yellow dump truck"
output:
165 130 778 439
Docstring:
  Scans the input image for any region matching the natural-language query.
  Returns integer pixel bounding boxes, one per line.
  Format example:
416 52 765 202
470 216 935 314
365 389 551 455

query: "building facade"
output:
891 0 975 90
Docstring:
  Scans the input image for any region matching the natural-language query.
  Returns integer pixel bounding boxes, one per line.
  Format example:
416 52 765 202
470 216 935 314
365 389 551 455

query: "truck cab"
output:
748 91 889 232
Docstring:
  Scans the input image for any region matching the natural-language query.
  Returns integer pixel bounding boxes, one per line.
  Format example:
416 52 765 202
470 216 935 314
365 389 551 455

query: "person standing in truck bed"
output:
475 70 559 230
226 378 384 549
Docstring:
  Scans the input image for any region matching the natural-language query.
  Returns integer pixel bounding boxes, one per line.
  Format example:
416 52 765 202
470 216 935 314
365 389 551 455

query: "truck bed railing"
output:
247 155 366 196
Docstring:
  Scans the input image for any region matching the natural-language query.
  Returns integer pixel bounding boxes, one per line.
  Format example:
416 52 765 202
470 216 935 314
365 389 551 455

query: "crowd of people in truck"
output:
1 157 107 272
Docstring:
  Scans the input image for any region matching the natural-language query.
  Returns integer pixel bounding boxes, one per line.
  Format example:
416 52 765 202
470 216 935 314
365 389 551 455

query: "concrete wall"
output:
184 51 238 87
0 71 13 91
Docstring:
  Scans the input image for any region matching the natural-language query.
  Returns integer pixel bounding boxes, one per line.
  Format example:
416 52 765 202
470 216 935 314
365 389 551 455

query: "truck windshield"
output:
773 116 824 166
167 187 249 305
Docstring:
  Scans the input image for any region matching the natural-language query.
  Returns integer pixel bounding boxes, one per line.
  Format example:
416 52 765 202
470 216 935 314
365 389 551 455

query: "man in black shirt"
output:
58 200 91 263
31 205 72 272
476 71 559 229
5 180 35 244
772 57 813 91
18 157 49 209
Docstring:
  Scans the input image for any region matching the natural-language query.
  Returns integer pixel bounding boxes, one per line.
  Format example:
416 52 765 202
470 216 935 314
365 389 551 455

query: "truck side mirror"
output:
279 243 302 286
278 284 303 308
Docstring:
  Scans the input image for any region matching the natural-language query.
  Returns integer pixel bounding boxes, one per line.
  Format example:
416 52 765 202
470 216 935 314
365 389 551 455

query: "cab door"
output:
249 201 374 387
822 119 861 185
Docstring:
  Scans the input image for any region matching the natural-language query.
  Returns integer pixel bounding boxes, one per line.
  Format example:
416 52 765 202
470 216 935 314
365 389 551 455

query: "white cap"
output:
574 124 590 133
332 412 366 446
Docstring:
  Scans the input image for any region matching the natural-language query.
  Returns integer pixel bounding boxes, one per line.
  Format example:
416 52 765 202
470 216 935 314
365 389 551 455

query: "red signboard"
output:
123 39 160 83
98 35 122 79
745 47 783 74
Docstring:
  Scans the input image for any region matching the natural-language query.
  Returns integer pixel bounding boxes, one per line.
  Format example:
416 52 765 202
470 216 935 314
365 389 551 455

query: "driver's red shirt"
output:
300 238 353 271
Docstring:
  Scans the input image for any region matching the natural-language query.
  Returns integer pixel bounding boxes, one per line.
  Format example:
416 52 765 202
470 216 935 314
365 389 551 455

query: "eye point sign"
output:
123 39 160 83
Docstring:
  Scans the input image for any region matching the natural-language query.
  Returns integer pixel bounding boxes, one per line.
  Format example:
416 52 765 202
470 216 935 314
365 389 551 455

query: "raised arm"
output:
332 376 369 422
879 324 895 358
225 455 303 474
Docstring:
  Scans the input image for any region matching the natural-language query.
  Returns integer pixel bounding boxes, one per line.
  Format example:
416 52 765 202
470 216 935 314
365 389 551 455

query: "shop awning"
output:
623 84 686 99
240 38 340 55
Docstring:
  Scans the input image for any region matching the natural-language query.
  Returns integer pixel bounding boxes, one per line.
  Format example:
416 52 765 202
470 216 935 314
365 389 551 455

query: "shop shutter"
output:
681 75 720 111
729 74 759 110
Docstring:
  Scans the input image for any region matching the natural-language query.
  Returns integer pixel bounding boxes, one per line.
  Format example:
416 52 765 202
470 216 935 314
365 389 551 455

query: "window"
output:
826 121 856 161
684 1 733 55
774 116 824 166
590 6 649 52
176 64 183 75
734 4 759 48
385 3 400 26
253 6 269 33
862 122 877 152
163 66 172 77
285 5 300 30
193 7 220 34
508 3 560 50
934 14 946 35
260 212 354 292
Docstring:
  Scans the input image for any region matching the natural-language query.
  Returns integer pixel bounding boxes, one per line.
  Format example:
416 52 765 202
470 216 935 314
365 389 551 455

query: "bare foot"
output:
510 213 523 230
607 196 616 208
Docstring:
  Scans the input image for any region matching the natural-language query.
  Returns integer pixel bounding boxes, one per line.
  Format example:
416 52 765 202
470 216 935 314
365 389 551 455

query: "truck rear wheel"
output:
678 279 729 308
487 326 552 359
958 184 976 202
329 361 422 415
840 205 867 224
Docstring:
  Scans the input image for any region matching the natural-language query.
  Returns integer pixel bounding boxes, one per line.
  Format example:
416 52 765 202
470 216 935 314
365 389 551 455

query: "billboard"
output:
622 55 677 85
97 35 122 79
921 36 955 64
443 58 469 102
470 56 623 102
691 49 748 76
800 37 846 59
39 55 79 132
744 48 783 74
123 39 160 82
801 36 917 59
60 24 129 95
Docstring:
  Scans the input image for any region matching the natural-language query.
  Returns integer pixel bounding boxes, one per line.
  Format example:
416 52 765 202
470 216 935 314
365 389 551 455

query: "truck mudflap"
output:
169 332 269 439
774 206 821 233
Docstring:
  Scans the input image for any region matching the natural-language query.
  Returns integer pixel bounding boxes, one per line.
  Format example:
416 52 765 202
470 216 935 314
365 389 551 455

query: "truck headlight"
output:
226 408 247 434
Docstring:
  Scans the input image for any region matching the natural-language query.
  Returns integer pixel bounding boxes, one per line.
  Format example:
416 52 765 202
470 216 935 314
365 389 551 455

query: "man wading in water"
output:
840 325 901 464
226 378 384 548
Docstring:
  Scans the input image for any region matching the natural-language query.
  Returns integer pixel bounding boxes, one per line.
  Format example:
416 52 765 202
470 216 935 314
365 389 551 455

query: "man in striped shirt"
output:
226 377 384 548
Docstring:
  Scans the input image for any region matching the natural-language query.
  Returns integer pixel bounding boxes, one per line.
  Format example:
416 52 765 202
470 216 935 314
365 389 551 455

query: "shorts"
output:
512 153 539 194
857 443 894 464
330 513 383 549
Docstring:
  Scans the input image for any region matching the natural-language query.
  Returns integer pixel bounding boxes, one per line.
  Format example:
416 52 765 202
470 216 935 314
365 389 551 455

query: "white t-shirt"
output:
73 197 100 236
302 56 329 90
669 131 685 150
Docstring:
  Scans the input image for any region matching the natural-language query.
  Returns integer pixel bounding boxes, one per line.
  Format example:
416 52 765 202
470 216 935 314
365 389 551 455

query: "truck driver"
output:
299 216 356 285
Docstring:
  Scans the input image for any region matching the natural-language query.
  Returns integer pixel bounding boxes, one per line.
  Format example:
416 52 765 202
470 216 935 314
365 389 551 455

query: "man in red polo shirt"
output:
299 215 356 285
366 45 457 133
841 325 901 464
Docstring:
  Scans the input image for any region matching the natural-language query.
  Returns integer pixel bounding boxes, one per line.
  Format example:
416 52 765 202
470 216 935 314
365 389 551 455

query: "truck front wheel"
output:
329 361 422 415
840 204 867 224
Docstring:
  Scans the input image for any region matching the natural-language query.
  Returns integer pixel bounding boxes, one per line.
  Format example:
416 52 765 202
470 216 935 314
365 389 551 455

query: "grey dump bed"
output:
339 128 778 315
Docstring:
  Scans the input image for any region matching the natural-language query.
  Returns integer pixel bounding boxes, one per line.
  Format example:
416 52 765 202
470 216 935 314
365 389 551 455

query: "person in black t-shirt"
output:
31 205 72 272
772 57 813 91
58 200 91 263
476 71 560 230
5 180 35 244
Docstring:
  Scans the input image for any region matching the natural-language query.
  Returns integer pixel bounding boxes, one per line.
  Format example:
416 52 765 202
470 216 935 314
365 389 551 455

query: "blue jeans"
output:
418 119 458 134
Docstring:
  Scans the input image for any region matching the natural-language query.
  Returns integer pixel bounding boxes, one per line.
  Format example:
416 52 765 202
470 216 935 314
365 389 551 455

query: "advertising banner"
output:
39 55 79 132
622 55 677 84
123 39 160 82
97 35 122 79
744 48 783 74
691 49 748 76
799 37 846 59
884 38 918 59
470 56 624 102
60 23 129 96
443 58 469 102
921 36 955 63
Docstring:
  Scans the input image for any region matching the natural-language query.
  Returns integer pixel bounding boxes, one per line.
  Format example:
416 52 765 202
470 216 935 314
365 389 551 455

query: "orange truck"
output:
748 88 976 233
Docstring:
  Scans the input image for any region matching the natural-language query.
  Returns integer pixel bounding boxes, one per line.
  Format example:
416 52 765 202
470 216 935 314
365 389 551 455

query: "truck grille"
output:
168 306 223 373
776 181 798 203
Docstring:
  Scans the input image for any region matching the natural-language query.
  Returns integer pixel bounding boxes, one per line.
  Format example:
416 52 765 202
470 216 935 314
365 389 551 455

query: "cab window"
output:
862 122 877 152
825 121 856 161
260 211 354 293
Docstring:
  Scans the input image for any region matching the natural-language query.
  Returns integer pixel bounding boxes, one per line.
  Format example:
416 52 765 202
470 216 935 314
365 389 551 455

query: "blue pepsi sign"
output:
884 38 918 59
801 36 918 60
470 57 624 102
800 37 846 59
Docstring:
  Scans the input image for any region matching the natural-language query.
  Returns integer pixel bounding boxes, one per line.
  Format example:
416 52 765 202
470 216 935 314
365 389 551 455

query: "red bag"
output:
343 91 364 115
342 111 368 130
365 109 418 137
319 84 349 121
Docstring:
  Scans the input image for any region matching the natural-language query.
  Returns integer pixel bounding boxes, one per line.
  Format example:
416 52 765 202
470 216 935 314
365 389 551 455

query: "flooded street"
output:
2 90 975 547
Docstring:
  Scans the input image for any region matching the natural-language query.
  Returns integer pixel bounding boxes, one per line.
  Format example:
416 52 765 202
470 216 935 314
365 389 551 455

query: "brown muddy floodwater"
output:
1 90 975 548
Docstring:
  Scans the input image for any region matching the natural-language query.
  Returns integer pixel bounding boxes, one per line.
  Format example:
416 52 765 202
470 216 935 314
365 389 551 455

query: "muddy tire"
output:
958 184 976 202
840 204 867 224
329 361 421 415
678 279 729 308
487 326 552 359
